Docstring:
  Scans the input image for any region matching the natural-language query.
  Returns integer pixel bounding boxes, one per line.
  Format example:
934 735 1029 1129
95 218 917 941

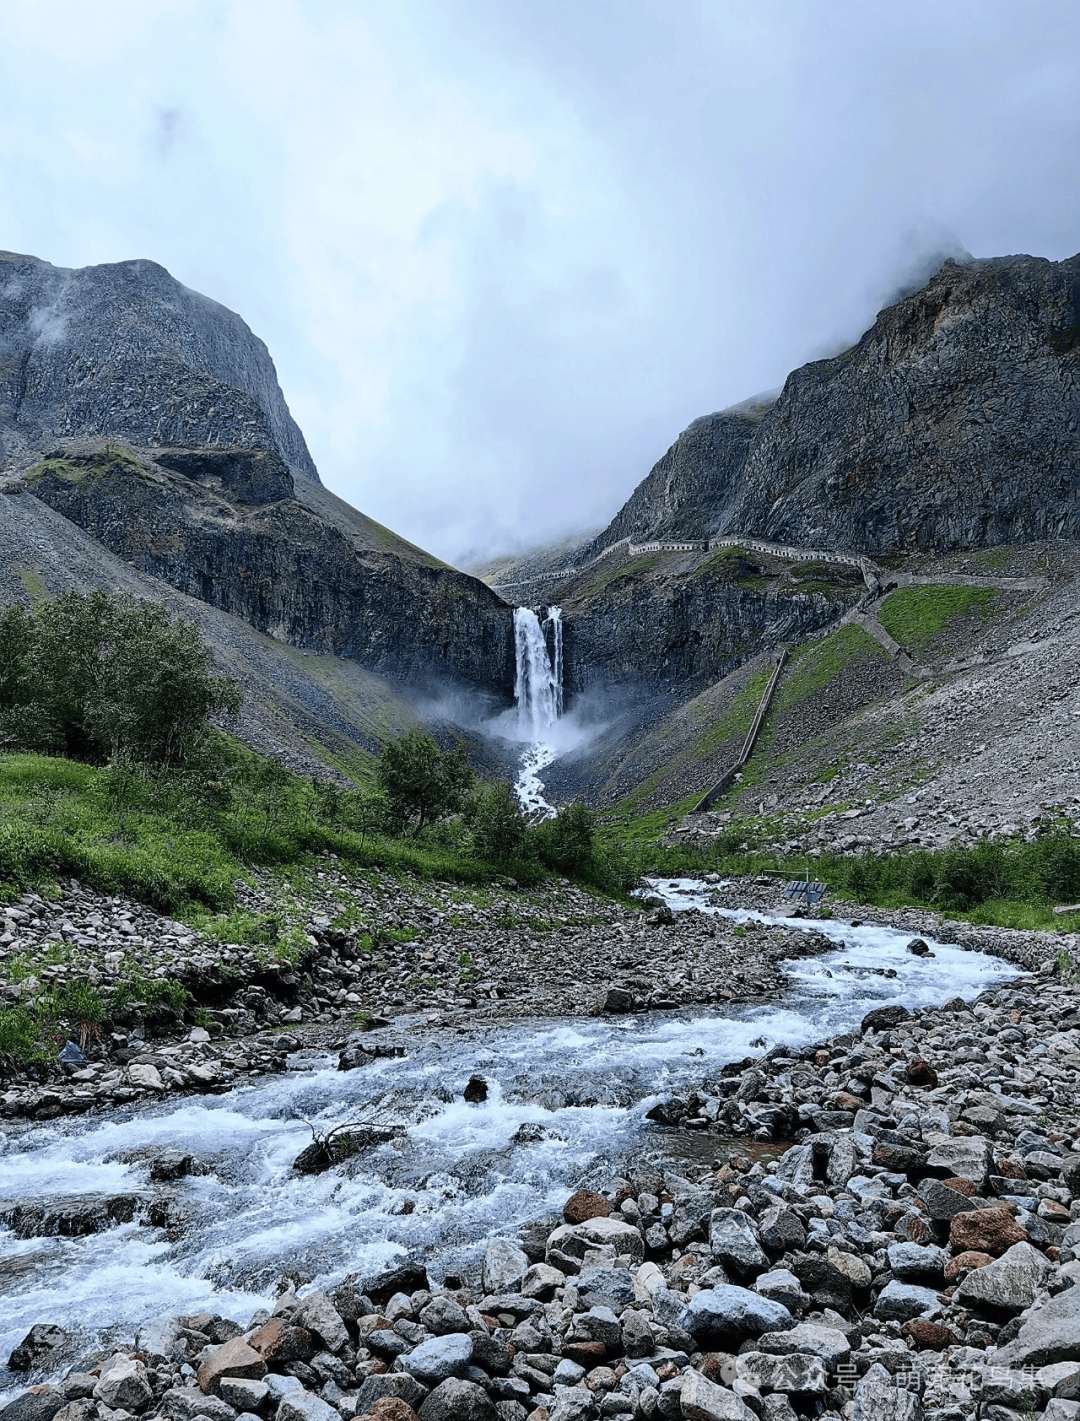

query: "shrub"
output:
469 781 529 864
0 591 242 767
376 730 475 837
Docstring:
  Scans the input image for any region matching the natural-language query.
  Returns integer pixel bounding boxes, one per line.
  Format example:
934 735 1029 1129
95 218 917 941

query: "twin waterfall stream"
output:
511 606 563 818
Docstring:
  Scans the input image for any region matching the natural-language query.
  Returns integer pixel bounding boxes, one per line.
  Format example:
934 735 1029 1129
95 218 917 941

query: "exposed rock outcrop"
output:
589 252 1080 558
0 251 319 483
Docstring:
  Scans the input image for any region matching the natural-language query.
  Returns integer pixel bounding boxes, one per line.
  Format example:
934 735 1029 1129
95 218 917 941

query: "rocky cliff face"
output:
594 252 1080 556
584 396 773 554
22 452 514 697
0 251 319 482
725 254 1080 552
0 252 516 705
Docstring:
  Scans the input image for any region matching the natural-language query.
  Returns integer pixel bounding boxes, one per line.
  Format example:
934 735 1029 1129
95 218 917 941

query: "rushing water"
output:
510 606 563 817
0 885 1022 1392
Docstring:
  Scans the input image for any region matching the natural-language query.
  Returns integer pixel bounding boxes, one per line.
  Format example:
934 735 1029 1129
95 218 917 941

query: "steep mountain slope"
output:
0 251 319 482
0 252 516 751
582 394 775 554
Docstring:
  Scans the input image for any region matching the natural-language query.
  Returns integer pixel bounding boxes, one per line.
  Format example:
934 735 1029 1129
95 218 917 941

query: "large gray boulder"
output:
873 1281 942 1323
354 1374 428 1414
735 1352 828 1396
850 1363 920 1421
0 1389 66 1421
678 1367 756 1419
398 1332 473 1383
482 1240 528 1295
292 1291 349 1355
924 1135 993 1190
709 1209 768 1277
957 1241 1051 1315
755 1322 851 1370
417 1378 497 1421
996 1286 1080 1368
683 1285 794 1346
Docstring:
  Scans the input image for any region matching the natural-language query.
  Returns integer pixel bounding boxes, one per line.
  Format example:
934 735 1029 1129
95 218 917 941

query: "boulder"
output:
418 1295 468 1335
957 1241 1052 1316
128 1063 164 1091
850 1363 920 1421
563 1189 611 1224
755 1322 850 1370
602 987 636 1014
482 1240 528 1295
575 1267 636 1311
872 1281 942 1323
679 1368 756 1420
917 1176 986 1221
735 1352 827 1396
949 1207 1028 1256
521 1263 565 1300
885 1242 946 1281
924 1136 993 1190
94 1358 153 1412
944 1249 994 1280
216 1381 267 1414
362 1403 419 1421
355 1376 428 1415
8 1326 67 1372
683 1286 793 1347
136 1315 181 1364
906 1058 938 1088
753 1270 807 1313
161 1387 239 1421
860 1006 910 1034
0 1390 66 1421
757 1205 806 1256
902 1319 959 1350
397 1334 473 1384
416 1379 497 1421
277 1390 340 1421
708 1209 768 1277
993 1285 1080 1369
547 1216 644 1267
197 1339 266 1396
247 1319 313 1365
292 1292 349 1354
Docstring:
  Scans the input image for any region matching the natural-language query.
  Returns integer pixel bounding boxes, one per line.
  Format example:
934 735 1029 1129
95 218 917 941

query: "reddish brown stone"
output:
654 1361 680 1382
1040 1199 1070 1220
561 1341 607 1367
944 1250 994 1281
949 1208 1028 1256
197 1338 266 1395
360 1403 418 1421
563 1189 611 1224
698 1353 737 1384
834 1092 864 1112
942 1176 979 1198
994 1157 1028 1179
247 1319 314 1365
902 1320 960 1350
907 1058 939 1088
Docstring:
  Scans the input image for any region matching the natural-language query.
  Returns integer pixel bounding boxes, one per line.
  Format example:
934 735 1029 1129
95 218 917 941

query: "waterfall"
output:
511 606 563 817
513 606 563 739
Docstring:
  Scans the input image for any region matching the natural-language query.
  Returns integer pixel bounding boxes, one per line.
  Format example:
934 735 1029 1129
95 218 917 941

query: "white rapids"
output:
0 885 1023 1394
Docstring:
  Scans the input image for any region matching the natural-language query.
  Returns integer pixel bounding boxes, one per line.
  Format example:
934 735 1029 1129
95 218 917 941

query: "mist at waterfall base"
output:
0 886 1021 1396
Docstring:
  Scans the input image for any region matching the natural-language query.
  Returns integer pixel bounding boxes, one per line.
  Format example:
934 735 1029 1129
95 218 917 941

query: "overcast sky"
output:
2 1 1080 564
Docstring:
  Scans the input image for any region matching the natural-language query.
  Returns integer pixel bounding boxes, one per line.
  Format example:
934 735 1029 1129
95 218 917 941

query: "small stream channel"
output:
0 882 1021 1396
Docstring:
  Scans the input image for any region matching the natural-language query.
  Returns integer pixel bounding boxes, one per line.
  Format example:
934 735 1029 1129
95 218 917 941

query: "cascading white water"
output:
513 607 561 740
512 607 563 816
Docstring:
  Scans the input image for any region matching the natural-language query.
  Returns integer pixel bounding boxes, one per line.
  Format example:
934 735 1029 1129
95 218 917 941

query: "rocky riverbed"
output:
2 943 1079 1421
2 874 1079 1421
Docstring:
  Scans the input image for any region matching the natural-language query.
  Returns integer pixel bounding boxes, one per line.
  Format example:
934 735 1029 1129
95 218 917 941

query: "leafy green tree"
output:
469 781 528 864
0 591 241 767
376 730 474 837
530 801 596 875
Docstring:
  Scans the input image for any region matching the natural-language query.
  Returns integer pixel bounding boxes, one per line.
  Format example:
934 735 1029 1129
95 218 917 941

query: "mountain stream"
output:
0 881 1021 1393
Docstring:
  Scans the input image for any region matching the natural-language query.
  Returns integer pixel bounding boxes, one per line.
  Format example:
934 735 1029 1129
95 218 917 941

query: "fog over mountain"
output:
2 1 1080 561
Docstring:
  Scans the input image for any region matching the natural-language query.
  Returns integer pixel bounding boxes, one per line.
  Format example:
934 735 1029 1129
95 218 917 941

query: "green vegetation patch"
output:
689 669 772 760
877 585 1001 652
773 624 886 718
27 442 148 486
582 553 662 598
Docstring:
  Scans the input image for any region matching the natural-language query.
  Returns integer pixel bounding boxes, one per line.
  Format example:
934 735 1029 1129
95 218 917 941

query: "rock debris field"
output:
3 867 1080 1421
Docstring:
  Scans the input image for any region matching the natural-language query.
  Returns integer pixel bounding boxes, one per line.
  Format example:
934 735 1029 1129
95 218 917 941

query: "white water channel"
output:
508 606 564 818
0 883 1021 1394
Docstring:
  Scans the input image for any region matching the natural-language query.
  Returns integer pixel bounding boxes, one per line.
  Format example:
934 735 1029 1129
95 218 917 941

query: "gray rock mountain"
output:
0 251 318 483
590 251 1080 556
